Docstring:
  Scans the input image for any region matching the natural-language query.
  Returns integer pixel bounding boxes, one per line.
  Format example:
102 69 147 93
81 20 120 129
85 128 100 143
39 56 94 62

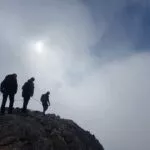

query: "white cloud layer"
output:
0 0 150 150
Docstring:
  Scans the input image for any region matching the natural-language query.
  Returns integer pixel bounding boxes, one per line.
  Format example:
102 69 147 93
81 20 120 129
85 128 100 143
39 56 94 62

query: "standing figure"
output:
0 74 18 114
40 91 50 115
22 77 35 113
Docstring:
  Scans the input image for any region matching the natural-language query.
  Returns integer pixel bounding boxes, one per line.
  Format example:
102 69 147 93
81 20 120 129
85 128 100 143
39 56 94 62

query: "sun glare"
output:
34 41 44 53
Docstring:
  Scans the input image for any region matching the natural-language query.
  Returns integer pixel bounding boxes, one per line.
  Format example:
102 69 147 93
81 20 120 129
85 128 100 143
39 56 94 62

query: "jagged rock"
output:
0 108 104 150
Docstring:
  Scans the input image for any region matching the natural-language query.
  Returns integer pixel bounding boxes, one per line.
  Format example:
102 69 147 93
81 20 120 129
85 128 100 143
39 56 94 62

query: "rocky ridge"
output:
0 108 104 150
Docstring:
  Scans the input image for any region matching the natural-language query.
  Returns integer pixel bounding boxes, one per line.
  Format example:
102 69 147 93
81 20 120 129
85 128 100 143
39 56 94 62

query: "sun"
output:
34 41 44 53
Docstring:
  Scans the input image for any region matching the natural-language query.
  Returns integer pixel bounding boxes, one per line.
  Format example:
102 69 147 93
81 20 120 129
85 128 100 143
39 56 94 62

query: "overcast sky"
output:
0 0 150 150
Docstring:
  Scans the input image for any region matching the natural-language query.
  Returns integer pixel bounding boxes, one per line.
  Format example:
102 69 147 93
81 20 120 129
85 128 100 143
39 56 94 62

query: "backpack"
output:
0 81 4 92
22 81 34 96
0 75 16 93
40 94 45 103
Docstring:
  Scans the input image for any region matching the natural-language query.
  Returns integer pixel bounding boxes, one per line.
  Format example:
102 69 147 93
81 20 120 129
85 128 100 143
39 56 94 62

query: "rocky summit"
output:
0 108 104 150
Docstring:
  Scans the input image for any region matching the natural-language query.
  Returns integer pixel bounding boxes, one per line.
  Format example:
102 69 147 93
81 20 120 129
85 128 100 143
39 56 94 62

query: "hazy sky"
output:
0 0 150 150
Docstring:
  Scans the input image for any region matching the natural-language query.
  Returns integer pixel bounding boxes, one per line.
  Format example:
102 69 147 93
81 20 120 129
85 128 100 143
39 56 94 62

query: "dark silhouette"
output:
0 74 18 114
22 77 35 113
40 91 50 115
0 108 104 150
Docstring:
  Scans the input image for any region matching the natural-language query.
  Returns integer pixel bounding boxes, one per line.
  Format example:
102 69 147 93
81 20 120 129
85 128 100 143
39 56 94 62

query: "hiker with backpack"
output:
40 91 50 115
0 74 18 114
22 77 35 113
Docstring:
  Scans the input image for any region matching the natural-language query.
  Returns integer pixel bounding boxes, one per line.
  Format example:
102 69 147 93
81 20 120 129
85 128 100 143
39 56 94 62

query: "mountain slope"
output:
0 108 104 150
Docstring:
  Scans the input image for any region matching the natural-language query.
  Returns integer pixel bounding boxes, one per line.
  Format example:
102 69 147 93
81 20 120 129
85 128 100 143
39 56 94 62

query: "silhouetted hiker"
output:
22 77 35 113
40 91 50 115
0 74 18 114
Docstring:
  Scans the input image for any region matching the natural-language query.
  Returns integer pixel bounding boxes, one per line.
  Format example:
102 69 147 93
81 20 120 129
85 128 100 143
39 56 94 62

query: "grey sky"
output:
0 0 150 150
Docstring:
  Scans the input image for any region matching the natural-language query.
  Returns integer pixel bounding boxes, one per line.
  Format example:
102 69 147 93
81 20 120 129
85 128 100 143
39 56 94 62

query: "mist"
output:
0 0 150 150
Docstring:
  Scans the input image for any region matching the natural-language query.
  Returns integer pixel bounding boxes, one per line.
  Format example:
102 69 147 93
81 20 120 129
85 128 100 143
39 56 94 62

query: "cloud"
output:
86 0 150 54
99 53 150 150
0 0 150 150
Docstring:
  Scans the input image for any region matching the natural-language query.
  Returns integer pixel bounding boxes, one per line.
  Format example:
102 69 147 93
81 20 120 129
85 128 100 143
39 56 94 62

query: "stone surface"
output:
0 108 104 150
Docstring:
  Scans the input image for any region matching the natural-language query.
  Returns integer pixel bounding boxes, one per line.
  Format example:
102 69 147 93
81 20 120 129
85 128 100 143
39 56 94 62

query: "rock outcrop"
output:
0 108 104 150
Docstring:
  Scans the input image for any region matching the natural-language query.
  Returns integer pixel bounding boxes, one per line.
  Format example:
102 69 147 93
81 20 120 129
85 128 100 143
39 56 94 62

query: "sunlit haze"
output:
0 0 150 150
34 41 44 54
